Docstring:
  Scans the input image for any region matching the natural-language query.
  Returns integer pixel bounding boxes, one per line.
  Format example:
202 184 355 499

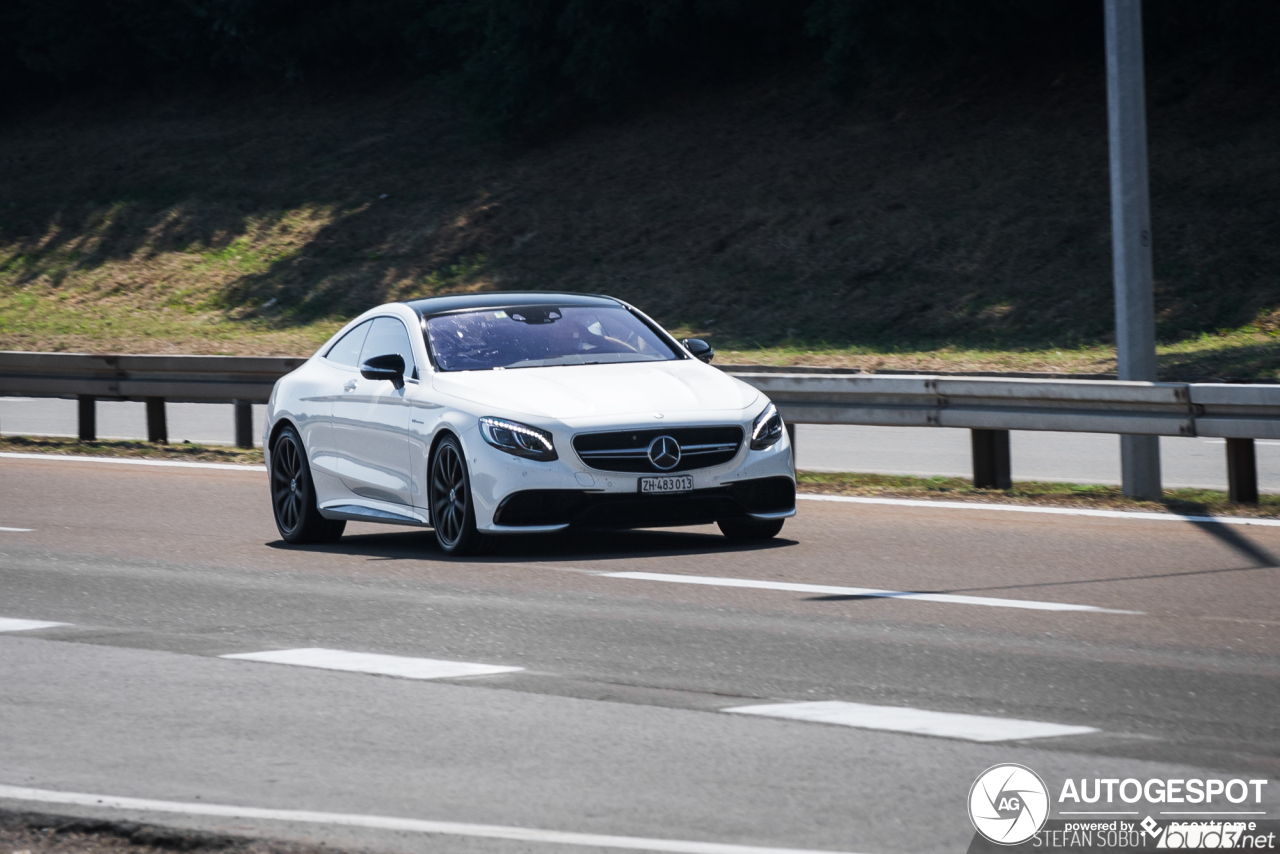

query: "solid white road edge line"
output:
0 452 265 472
798 494 1280 527
221 648 524 680
0 785 871 854
722 700 1097 742
0 618 68 632
601 571 1141 614
0 526 34 532
1 450 1271 527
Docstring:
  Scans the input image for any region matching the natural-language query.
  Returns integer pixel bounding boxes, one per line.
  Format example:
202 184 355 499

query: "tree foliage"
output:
2 0 1276 127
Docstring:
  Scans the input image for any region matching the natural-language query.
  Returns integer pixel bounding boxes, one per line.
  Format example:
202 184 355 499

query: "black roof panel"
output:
405 291 622 318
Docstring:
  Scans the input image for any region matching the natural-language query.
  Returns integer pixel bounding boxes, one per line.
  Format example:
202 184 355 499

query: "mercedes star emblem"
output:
647 435 681 471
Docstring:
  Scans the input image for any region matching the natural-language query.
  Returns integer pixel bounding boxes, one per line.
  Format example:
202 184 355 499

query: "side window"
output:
325 320 372 368
360 316 418 378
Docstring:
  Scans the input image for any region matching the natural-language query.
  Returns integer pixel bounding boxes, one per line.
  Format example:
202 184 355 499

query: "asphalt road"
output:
1 455 1278 854
4 396 1278 491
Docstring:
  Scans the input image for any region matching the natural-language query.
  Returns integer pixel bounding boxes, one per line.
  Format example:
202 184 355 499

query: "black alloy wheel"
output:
717 516 785 541
270 425 345 544
430 434 487 555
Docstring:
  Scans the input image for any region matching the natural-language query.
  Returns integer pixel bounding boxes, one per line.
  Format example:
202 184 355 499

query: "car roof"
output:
405 292 623 318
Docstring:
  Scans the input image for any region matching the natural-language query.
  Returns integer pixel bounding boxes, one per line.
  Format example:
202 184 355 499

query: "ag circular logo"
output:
647 435 681 471
968 764 1049 845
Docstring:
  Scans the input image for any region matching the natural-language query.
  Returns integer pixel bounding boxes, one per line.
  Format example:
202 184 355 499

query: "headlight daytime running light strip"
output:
750 402 784 450
479 416 557 461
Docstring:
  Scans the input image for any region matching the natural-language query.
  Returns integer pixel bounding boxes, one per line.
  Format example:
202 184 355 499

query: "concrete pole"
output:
1105 0 1162 500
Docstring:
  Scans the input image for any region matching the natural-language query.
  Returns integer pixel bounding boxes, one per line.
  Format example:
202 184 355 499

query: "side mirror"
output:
681 338 714 364
361 353 406 388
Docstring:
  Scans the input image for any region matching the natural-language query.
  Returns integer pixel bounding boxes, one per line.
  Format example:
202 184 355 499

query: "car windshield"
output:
425 305 679 371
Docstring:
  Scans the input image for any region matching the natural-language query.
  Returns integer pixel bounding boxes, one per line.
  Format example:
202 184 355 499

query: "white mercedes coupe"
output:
264 293 795 554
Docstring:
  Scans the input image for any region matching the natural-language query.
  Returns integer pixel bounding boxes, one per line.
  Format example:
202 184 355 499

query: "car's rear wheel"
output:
430 434 487 556
271 425 346 544
717 517 785 541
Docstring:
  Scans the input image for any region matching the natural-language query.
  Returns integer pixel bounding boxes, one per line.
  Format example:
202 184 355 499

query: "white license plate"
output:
638 475 694 494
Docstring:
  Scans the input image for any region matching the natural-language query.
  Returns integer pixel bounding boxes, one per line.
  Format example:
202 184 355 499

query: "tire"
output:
717 517 785 541
430 434 488 556
270 425 346 545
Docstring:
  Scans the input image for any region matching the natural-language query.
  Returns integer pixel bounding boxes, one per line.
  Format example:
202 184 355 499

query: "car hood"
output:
430 360 759 422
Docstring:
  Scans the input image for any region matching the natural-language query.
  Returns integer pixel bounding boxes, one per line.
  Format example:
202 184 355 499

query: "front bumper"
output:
491 476 795 531
466 410 795 533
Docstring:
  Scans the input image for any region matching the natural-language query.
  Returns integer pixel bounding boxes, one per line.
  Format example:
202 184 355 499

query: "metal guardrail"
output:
725 372 1280 440
722 371 1280 502
2 351 1277 502
0 351 306 447
0 352 306 402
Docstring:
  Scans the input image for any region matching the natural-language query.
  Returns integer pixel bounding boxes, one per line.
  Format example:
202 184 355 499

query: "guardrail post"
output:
234 400 254 449
1120 435 1161 500
77 395 96 442
1226 438 1259 505
971 429 1012 490
785 422 796 456
145 397 167 443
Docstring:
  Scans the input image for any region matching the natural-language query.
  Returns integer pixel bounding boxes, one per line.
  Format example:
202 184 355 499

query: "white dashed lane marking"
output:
0 527 34 532
0 618 67 632
722 700 1097 742
0 785 872 854
221 648 524 680
601 571 1139 614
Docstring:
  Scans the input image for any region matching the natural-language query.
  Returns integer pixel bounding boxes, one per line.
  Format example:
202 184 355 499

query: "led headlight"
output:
750 402 784 450
479 416 557 461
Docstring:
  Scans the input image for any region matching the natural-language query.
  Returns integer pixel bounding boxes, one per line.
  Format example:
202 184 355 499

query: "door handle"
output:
343 380 357 392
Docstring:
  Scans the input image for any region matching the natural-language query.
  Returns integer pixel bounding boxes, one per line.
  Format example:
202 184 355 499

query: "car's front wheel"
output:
717 517 785 541
270 425 346 544
430 434 487 556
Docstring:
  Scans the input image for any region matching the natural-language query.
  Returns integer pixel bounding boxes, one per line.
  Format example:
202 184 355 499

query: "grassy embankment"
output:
798 471 1280 518
0 435 263 465
1 67 1277 377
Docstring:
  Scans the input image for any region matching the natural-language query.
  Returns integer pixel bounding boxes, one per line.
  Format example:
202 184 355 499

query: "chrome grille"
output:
573 426 743 473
